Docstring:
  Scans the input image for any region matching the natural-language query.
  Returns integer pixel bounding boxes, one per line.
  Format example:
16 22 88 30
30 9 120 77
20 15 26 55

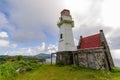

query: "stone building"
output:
52 9 114 71
76 30 114 70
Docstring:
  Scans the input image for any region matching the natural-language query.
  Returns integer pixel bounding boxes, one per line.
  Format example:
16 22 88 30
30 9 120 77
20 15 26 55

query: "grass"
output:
12 64 120 80
0 61 18 80
0 60 41 80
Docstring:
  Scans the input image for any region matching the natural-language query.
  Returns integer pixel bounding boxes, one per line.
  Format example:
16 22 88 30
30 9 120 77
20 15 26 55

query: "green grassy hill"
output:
0 61 120 80
12 64 120 80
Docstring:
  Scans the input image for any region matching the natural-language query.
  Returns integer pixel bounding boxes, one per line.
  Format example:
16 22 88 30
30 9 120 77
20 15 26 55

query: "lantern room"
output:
61 9 70 16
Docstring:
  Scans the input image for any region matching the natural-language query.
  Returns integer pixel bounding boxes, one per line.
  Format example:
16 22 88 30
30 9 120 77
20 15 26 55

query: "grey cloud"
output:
108 28 120 49
73 25 120 50
2 0 120 50
73 0 109 39
5 0 63 43
111 37 120 49
73 25 112 39
4 0 105 44
72 0 120 50
113 59 120 67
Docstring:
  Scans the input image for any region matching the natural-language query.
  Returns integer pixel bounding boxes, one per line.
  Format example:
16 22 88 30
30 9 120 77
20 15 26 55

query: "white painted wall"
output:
58 15 76 51
61 15 72 21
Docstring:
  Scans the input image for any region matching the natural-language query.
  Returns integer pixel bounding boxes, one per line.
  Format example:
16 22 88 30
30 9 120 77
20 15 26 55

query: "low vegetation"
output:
0 60 41 80
12 64 120 80
0 58 120 80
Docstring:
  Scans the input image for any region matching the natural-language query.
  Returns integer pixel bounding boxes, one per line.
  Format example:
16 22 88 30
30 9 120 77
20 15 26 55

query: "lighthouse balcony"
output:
57 20 74 28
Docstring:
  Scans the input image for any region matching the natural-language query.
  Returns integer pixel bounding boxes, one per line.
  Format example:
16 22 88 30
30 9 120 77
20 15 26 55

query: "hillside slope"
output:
12 64 120 80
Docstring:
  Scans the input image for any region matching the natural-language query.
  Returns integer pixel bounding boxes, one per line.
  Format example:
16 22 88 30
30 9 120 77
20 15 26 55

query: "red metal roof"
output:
80 34 101 49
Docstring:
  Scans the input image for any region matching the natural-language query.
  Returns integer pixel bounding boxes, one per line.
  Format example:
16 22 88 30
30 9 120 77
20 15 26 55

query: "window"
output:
60 34 63 39
60 17 63 21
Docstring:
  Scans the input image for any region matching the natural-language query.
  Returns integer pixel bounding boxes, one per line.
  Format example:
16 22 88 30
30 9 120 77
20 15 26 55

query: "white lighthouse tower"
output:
57 9 76 51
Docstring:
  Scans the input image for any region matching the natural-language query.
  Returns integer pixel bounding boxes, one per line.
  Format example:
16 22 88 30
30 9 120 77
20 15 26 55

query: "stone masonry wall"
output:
56 48 110 70
56 51 73 65
77 51 106 70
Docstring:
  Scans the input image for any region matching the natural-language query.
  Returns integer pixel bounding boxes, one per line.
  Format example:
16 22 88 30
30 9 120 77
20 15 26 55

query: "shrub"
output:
0 62 18 79
17 55 23 61
111 67 120 73
0 60 41 80
56 60 64 66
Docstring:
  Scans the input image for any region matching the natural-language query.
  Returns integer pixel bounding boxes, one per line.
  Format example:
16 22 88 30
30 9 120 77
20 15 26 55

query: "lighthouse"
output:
57 9 76 51
53 9 114 71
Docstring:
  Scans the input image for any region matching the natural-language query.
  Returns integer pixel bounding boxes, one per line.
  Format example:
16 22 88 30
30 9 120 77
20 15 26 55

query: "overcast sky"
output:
0 0 120 64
